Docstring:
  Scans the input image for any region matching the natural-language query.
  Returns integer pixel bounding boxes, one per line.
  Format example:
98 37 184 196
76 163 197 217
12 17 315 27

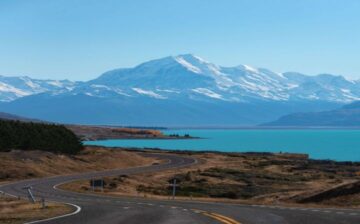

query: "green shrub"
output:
0 120 83 154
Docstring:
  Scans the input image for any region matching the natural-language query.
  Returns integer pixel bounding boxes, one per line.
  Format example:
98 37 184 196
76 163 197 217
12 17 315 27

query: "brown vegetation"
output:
66 125 195 141
0 196 73 224
0 146 155 182
67 125 172 140
0 146 157 223
61 150 360 208
2 145 359 208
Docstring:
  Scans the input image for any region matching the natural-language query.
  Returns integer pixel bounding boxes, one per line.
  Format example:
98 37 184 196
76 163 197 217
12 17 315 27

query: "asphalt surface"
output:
1 153 359 224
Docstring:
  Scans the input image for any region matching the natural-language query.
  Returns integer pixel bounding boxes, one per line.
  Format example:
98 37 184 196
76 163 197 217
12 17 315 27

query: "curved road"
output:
1 153 359 224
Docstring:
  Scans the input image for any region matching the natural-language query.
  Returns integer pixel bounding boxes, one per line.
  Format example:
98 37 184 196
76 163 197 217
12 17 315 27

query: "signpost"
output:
169 178 179 200
90 179 104 192
22 186 36 203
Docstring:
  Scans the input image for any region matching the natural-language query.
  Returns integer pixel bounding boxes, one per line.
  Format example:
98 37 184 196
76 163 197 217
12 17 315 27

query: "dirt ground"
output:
61 150 360 208
0 146 156 181
0 146 158 223
0 195 73 224
2 146 360 209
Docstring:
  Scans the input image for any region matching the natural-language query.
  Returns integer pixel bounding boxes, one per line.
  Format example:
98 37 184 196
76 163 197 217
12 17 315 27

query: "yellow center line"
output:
208 212 242 224
202 212 235 224
191 209 242 224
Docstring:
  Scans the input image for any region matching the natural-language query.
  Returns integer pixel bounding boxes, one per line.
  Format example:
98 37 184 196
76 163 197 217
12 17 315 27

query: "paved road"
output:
1 153 359 224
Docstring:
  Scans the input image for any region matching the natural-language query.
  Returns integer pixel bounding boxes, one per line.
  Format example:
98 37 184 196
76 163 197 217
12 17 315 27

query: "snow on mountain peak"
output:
192 88 224 100
0 76 79 102
132 88 167 99
174 56 202 74
243 64 259 73
78 55 360 103
175 53 204 61
47 80 65 87
0 82 29 97
1 54 360 103
173 54 236 89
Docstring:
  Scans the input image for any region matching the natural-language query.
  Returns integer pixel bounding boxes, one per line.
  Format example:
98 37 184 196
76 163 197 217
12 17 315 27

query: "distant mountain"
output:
2 54 360 103
262 101 360 127
82 54 360 103
0 75 80 102
0 111 42 123
1 92 342 126
0 54 358 126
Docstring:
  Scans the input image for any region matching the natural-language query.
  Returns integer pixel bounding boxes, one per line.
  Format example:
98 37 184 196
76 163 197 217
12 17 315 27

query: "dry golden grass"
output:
2 146 359 208
0 196 72 224
0 147 159 223
66 125 165 141
61 151 360 208
0 146 156 181
112 128 162 136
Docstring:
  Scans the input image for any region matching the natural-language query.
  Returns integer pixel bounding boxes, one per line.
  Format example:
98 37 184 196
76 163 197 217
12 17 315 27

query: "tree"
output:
0 120 83 154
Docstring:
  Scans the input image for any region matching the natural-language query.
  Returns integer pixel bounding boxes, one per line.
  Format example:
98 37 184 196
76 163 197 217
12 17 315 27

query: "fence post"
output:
41 197 46 209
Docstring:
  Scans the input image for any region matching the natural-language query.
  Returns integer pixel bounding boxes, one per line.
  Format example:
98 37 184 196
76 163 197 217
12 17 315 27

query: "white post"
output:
23 186 36 203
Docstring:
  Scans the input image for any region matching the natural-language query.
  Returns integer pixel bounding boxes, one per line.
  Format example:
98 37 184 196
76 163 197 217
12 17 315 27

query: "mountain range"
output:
0 75 79 102
0 54 359 126
0 111 41 122
263 101 360 127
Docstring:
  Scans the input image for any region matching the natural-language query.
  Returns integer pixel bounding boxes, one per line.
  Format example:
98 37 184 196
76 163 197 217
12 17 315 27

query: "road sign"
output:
90 179 103 187
90 179 104 192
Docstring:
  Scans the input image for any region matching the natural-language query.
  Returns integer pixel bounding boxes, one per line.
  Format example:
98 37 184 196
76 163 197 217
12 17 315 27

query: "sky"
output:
0 0 360 81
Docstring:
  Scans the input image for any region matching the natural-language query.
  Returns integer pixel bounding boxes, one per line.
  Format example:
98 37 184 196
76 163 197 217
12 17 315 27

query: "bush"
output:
0 120 83 154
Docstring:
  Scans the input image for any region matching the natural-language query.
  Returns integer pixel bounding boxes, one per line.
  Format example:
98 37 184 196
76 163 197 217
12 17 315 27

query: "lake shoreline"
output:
163 126 360 130
66 124 198 141
84 129 360 162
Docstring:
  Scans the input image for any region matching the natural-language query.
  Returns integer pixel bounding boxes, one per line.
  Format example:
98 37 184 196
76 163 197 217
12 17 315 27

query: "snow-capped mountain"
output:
0 54 359 126
0 75 80 102
82 54 360 103
1 54 359 103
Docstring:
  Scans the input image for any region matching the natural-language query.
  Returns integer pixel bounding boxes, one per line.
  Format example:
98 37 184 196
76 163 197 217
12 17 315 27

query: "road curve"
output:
1 153 359 224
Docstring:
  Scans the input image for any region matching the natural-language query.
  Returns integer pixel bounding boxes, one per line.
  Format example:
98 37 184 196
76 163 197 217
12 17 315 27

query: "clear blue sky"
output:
1 0 360 80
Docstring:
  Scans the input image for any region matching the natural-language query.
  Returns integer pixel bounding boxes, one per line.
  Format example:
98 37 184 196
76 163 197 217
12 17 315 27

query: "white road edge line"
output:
24 203 81 224
0 186 82 224
0 190 18 198
0 154 198 224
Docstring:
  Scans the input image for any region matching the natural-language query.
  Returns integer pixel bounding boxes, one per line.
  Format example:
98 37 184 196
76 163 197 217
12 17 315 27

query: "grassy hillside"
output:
0 146 154 181
0 119 82 154
63 150 360 207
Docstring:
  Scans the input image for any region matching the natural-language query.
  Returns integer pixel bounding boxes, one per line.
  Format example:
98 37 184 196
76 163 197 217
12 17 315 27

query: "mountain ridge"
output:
0 54 358 126
262 101 360 127
0 75 80 102
1 54 359 103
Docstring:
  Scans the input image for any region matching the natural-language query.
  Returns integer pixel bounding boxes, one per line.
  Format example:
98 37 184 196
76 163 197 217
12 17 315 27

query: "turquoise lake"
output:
84 129 360 162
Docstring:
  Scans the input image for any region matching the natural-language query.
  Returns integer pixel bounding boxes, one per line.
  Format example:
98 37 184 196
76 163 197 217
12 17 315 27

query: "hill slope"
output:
0 111 42 122
263 101 360 127
0 93 340 126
